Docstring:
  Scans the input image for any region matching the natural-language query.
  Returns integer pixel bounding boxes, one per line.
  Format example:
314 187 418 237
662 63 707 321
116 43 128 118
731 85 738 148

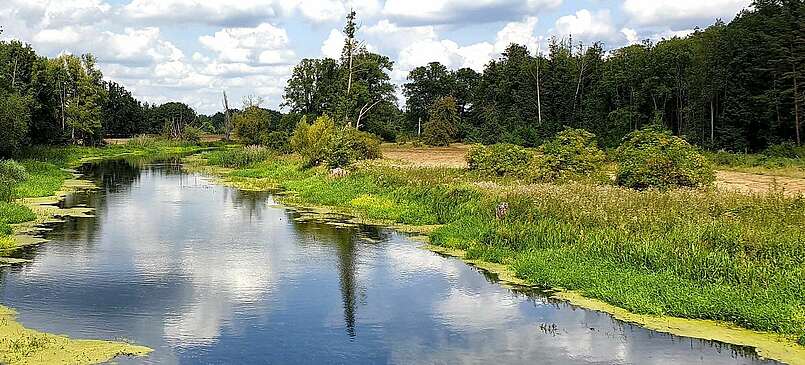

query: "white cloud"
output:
321 29 346 59
623 0 751 27
494 16 540 53
554 9 618 42
199 23 295 66
382 0 562 25
621 28 639 45
123 0 279 26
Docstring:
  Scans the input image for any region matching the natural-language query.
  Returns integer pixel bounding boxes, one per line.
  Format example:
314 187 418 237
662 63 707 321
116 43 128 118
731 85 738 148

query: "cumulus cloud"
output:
494 16 540 53
199 23 295 66
554 9 618 43
382 0 561 25
123 0 280 26
623 0 751 27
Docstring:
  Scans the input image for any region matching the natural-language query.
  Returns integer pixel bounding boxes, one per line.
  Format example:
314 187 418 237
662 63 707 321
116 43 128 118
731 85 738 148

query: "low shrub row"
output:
467 127 715 190
290 116 382 168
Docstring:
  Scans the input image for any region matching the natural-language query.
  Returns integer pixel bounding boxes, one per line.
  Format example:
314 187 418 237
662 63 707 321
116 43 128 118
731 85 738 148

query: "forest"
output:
0 0 802 158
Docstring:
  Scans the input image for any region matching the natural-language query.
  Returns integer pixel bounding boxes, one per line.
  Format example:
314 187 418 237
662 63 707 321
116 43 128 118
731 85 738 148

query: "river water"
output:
0 159 779 364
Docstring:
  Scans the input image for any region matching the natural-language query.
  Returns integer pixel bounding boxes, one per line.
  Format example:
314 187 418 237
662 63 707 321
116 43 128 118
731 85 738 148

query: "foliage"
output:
466 143 533 177
290 116 336 167
763 142 805 159
0 160 27 201
181 126 202 143
531 128 607 181
233 106 271 145
151 102 198 139
261 131 292 153
615 127 715 189
325 128 382 168
0 91 31 157
422 96 459 146
205 146 274 168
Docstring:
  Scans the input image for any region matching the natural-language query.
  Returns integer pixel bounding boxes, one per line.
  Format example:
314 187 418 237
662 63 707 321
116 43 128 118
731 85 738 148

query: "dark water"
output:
0 159 780 364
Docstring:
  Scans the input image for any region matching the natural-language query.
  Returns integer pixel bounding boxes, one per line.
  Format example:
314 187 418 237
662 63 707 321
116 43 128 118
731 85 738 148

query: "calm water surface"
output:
0 159 779 364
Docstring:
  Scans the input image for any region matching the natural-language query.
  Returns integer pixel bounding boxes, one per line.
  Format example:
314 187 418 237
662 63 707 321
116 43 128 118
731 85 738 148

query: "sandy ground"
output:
380 143 805 196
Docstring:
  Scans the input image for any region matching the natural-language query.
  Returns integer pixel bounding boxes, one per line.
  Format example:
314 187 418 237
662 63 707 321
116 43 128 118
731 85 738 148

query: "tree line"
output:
2 0 802 156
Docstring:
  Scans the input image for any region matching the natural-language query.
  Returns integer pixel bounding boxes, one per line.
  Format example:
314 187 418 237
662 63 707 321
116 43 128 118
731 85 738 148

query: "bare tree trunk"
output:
710 98 715 145
573 53 586 121
11 56 18 90
356 100 381 130
417 117 421 136
222 91 231 141
536 50 542 126
795 68 801 145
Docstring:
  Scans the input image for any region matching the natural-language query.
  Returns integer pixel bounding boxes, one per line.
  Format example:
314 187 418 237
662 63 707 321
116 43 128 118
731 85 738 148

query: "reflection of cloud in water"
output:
435 287 523 330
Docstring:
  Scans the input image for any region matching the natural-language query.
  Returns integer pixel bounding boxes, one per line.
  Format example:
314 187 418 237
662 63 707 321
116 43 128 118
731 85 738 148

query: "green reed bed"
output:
200 152 805 343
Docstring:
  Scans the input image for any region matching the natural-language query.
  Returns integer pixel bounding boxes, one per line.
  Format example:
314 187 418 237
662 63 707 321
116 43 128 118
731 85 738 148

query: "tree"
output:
403 62 455 131
283 58 340 115
0 91 31 157
422 96 459 146
146 102 197 139
102 81 145 137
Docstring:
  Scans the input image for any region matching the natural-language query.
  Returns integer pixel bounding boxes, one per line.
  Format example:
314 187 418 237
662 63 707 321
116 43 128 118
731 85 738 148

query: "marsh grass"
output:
201 153 805 340
204 146 274 168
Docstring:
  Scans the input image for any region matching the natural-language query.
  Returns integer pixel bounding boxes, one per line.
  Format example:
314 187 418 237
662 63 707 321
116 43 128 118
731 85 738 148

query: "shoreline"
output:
182 155 805 365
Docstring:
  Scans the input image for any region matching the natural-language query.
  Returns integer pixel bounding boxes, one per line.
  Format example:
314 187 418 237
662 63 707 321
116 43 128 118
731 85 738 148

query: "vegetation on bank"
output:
0 305 151 365
0 137 214 250
189 140 805 347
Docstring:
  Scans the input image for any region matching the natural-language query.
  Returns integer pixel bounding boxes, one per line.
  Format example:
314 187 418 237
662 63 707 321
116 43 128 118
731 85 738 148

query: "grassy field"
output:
187 145 805 350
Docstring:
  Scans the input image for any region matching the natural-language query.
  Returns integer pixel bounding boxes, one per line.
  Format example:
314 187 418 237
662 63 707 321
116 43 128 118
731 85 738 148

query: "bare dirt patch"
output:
716 170 805 196
380 143 470 168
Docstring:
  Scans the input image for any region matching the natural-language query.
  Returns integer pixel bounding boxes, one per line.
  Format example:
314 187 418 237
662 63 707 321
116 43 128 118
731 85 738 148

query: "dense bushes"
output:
466 143 532 176
290 116 382 168
616 127 714 189
233 106 271 145
0 92 31 158
325 129 382 168
0 160 27 201
422 96 459 146
531 128 607 181
261 131 291 153
763 142 805 159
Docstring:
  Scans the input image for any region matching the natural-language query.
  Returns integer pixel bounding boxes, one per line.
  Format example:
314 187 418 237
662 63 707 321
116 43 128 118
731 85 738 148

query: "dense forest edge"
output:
1 0 804 364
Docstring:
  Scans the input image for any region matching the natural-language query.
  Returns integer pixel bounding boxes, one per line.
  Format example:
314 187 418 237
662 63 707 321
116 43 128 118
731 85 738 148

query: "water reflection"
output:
0 159 781 364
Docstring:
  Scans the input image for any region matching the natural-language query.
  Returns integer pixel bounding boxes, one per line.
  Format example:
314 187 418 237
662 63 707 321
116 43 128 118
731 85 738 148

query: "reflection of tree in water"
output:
291 215 389 338
225 189 273 221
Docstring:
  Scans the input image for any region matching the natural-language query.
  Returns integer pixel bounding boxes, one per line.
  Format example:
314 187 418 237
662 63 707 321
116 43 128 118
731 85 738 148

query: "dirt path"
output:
716 170 805 196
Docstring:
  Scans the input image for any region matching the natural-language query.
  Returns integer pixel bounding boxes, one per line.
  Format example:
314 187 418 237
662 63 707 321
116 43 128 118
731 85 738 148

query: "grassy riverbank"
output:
0 138 215 250
187 148 805 350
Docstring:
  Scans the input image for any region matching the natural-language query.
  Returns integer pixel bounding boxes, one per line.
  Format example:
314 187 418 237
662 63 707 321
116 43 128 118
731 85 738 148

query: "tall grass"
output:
204 146 274 168
203 154 805 340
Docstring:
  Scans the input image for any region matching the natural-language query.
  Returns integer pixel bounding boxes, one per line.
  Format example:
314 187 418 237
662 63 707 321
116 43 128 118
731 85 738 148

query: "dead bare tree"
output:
222 91 232 141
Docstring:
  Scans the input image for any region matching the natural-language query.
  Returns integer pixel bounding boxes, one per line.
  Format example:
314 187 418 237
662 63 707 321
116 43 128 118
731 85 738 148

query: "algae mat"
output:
0 305 151 365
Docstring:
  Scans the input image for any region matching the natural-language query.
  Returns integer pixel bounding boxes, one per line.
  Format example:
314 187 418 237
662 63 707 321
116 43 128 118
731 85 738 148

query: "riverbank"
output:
0 140 217 365
184 148 805 365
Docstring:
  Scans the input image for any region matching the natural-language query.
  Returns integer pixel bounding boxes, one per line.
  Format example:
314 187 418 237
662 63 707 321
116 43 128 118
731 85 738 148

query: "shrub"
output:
326 128 382 168
233 106 270 145
466 143 533 177
421 96 458 146
0 160 27 201
290 116 336 167
205 146 274 168
615 127 715 189
261 131 291 153
182 126 202 143
531 128 607 181
764 142 804 159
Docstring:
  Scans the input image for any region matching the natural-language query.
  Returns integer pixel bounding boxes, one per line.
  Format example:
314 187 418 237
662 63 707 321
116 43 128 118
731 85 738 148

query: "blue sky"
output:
0 0 752 114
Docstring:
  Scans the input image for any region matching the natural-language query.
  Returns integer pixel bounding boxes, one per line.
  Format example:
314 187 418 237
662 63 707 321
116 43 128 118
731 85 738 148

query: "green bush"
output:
290 116 336 167
233 106 270 145
325 128 382 168
422 96 458 146
0 160 27 201
182 126 203 143
205 146 274 168
531 128 607 181
764 142 804 159
466 143 533 177
615 127 714 190
261 131 291 153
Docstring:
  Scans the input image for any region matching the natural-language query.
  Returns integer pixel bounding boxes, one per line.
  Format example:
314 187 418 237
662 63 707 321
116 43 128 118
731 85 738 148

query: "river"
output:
0 158 779 364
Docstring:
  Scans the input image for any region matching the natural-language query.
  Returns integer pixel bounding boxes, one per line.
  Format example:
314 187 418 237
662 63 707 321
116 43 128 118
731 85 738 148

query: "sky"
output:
0 0 753 114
